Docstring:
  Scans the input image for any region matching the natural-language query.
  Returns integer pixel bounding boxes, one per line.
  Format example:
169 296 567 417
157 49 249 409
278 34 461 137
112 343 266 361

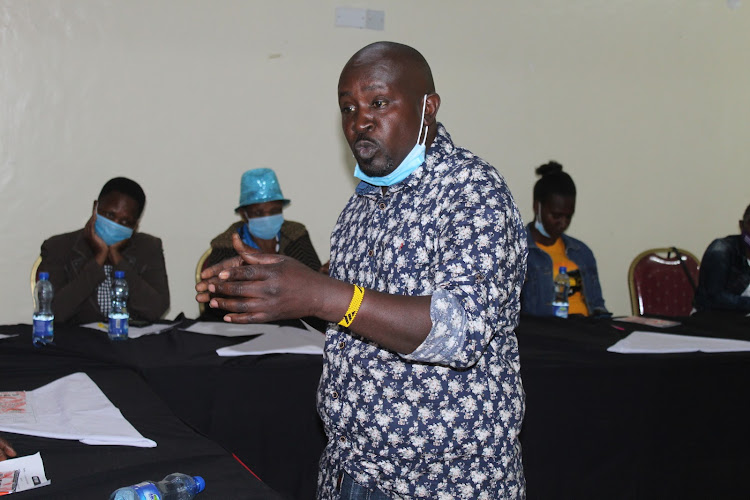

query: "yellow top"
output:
535 238 589 316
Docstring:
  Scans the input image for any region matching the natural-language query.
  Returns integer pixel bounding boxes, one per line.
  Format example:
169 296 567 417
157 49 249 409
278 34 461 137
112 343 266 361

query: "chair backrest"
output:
628 247 700 317
195 248 213 285
30 256 42 299
195 248 213 316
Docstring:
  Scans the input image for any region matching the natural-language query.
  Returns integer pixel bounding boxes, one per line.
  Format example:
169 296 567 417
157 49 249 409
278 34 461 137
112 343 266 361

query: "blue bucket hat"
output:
236 168 291 211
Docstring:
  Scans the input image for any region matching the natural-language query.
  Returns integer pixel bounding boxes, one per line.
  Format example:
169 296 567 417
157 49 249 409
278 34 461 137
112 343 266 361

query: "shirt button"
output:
338 341 346 349
332 391 339 399
378 202 386 210
475 273 484 281
339 436 346 443
368 250 374 257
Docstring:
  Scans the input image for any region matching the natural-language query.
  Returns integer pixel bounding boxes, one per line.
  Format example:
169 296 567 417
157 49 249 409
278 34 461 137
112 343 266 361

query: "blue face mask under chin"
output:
354 95 429 187
246 213 284 240
534 203 552 239
95 214 134 246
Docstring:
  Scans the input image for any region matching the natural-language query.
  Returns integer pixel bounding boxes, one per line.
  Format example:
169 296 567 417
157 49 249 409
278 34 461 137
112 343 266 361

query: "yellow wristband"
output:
338 285 365 327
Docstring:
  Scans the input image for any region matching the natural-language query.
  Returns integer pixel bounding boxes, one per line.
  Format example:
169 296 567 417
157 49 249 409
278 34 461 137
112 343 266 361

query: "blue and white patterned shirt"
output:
318 124 528 499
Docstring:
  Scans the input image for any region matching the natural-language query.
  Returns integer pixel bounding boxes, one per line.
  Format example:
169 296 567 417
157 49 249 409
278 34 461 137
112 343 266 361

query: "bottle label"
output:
32 318 54 338
552 301 569 319
108 315 129 338
130 482 161 500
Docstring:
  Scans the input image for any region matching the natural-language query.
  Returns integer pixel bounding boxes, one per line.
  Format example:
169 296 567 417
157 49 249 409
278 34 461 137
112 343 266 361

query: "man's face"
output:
338 60 423 177
537 194 576 242
96 192 140 229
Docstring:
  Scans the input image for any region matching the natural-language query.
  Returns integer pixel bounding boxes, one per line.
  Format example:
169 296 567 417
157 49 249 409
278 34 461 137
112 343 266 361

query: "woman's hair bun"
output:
535 160 563 177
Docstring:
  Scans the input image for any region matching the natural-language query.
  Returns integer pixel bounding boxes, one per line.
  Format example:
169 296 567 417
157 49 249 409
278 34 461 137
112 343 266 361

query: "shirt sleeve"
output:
401 163 527 368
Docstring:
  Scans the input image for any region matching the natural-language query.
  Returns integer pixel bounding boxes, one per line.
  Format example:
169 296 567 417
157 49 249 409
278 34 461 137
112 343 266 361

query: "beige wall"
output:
2 1 749 323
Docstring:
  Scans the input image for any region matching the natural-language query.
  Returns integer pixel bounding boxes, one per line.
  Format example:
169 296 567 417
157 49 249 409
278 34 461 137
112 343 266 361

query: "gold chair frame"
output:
30 256 42 299
195 248 213 316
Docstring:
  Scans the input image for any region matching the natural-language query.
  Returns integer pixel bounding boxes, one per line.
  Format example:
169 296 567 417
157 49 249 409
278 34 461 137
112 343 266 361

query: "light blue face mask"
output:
246 213 284 240
534 202 552 239
95 214 134 246
354 95 429 187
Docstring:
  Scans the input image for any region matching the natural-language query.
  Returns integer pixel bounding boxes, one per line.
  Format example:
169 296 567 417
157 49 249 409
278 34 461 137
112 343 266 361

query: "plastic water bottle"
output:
552 266 570 318
108 270 129 341
32 272 54 346
110 473 205 500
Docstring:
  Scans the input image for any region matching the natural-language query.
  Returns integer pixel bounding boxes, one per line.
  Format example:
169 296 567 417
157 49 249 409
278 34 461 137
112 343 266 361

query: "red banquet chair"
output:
628 247 700 317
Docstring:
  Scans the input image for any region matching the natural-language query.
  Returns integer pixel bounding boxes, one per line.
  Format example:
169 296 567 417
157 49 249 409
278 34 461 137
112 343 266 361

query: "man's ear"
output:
92 200 98 212
424 93 441 126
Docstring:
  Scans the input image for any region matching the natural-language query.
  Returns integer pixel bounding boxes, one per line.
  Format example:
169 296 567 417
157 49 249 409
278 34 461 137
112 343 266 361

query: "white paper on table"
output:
607 330 750 354
182 321 282 337
81 320 180 338
0 373 155 447
217 325 325 356
0 452 51 494
0 334 18 340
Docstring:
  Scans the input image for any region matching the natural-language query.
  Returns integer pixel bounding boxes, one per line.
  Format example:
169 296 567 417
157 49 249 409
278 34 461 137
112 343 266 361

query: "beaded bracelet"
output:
338 285 365 327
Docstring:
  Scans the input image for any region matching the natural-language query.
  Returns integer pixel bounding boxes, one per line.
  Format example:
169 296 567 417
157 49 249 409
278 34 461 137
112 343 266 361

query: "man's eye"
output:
372 99 387 108
340 105 354 114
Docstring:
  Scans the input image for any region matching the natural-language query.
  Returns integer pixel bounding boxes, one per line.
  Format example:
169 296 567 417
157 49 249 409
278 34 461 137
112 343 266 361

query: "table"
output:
517 313 750 499
0 326 284 499
2 312 749 499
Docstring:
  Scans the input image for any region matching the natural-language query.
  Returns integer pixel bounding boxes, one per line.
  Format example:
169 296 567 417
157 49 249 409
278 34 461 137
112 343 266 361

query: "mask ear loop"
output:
416 95 428 146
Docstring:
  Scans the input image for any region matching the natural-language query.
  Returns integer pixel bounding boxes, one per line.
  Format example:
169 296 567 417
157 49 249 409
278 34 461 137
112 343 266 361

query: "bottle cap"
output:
193 476 206 492
115 270 125 279
559 266 567 274
38 272 49 280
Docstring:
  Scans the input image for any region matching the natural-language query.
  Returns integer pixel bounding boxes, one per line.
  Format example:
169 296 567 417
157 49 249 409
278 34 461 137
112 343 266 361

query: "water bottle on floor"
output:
32 272 54 346
110 473 205 500
552 266 570 318
108 270 129 341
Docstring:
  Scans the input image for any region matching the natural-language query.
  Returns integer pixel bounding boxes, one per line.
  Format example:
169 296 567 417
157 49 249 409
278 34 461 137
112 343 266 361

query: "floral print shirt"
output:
318 124 528 499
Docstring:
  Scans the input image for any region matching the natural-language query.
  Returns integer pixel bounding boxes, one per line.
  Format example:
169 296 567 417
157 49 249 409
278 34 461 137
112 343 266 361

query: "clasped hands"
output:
195 233 331 323
84 208 128 266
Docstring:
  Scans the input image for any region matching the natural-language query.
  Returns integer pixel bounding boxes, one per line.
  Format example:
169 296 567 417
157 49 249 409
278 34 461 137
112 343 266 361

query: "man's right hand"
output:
0 436 16 461
83 208 108 266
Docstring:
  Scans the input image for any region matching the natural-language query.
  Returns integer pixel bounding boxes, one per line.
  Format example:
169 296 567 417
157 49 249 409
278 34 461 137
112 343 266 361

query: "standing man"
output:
197 42 527 498
40 177 170 325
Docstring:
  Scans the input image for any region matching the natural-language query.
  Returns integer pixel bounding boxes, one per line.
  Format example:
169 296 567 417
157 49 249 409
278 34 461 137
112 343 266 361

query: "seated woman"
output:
202 168 322 321
521 161 609 317
693 203 750 313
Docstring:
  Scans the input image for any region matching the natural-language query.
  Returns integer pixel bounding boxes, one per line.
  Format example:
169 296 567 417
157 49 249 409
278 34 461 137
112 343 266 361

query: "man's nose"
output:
353 109 374 133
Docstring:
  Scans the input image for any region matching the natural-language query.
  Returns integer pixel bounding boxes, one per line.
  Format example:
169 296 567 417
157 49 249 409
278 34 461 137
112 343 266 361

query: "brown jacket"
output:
39 229 170 325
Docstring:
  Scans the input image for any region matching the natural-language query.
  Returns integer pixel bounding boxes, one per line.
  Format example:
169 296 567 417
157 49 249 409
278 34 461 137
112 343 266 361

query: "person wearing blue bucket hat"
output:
203 168 321 279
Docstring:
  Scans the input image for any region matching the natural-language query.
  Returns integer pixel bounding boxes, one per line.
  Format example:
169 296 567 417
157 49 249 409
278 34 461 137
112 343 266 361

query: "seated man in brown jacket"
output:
39 177 170 325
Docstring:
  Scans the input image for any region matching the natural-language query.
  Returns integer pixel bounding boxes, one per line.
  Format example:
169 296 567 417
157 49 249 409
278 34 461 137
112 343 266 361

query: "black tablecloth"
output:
2 313 748 500
517 314 750 500
0 330 282 499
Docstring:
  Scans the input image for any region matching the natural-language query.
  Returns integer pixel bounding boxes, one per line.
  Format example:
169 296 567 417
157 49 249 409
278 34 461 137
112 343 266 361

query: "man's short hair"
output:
98 177 146 217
